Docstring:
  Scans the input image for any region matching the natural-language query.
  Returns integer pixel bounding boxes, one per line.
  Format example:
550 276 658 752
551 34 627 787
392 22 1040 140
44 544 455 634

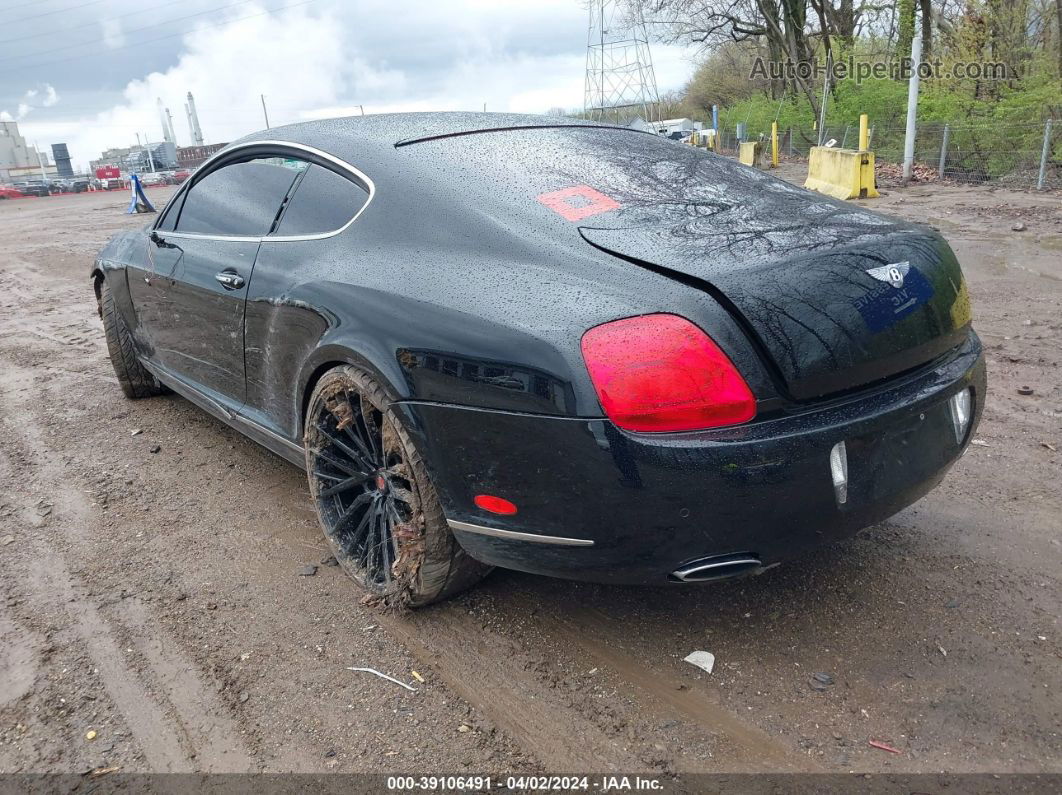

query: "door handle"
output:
215 270 245 290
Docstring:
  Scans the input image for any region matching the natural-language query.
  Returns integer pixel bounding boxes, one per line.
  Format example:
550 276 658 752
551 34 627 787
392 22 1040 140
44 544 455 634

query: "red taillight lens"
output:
580 314 756 432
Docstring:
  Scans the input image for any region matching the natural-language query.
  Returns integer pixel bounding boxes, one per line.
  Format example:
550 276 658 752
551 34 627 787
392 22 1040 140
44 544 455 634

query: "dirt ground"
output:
0 175 1059 779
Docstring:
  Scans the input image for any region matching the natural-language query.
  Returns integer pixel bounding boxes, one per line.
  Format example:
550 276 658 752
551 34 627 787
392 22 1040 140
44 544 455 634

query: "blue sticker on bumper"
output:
853 267 935 332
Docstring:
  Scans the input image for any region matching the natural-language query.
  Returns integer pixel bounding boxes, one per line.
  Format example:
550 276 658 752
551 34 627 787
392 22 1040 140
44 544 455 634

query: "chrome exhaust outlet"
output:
670 553 762 583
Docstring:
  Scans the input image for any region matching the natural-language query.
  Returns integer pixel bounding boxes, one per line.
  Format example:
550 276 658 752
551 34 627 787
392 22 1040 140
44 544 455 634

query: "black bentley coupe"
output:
91 113 985 605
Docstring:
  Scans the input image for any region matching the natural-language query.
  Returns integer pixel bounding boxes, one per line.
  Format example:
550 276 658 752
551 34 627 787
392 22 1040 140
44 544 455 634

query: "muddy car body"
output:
91 113 986 604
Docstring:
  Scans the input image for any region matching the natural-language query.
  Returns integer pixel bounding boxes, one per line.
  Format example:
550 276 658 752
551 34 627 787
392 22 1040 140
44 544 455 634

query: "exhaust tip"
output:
670 553 763 583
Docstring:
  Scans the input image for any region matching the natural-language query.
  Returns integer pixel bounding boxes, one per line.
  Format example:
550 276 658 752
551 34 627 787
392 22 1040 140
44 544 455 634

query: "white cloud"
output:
13 0 698 171
20 4 360 167
1 84 60 121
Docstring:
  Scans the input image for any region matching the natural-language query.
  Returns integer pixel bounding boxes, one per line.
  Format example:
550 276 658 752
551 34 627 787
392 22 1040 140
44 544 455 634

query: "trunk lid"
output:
576 170 971 401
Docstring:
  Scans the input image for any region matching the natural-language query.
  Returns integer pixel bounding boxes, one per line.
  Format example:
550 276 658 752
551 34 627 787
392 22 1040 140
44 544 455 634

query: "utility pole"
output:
33 140 47 181
260 94 270 129
902 21 922 184
817 51 832 146
137 133 156 173
583 0 659 123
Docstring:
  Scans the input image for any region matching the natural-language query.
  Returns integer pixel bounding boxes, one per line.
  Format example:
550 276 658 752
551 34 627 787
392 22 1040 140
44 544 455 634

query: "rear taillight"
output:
580 313 756 432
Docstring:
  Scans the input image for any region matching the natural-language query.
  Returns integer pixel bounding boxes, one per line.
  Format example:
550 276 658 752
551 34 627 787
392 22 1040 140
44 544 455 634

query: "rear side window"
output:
273 164 368 237
176 160 301 237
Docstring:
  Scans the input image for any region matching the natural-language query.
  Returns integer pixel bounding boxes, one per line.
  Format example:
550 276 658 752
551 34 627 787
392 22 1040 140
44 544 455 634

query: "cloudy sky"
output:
1 0 698 171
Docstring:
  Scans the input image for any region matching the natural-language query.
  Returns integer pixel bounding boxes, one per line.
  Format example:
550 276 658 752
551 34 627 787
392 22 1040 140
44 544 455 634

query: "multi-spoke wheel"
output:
304 365 491 606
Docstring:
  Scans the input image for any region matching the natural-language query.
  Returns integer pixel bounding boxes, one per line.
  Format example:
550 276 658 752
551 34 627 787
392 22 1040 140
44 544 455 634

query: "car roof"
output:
232 111 638 158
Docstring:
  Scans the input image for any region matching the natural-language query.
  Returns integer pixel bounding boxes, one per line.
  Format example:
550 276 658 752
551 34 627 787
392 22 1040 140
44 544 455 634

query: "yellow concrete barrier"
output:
739 141 762 168
804 146 879 200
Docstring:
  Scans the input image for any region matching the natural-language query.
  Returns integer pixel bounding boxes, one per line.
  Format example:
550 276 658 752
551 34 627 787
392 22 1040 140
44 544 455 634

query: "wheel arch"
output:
296 344 408 439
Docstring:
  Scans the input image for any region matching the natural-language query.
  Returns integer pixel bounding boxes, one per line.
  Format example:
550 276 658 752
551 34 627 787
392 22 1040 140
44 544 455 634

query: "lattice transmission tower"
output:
583 0 660 124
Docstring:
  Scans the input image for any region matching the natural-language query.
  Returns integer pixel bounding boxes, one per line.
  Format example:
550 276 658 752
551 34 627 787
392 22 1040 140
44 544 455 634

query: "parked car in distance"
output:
90 113 986 607
13 181 50 197
0 184 22 199
138 172 166 186
171 169 192 184
71 178 91 193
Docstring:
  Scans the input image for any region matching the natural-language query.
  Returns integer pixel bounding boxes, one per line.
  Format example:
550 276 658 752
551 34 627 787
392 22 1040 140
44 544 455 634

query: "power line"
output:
0 0 193 47
0 0 257 63
0 0 68 12
6 0 107 27
2 0 318 75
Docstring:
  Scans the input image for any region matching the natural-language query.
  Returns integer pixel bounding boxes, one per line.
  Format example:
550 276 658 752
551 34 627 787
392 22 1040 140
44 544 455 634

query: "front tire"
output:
304 365 491 607
98 279 166 399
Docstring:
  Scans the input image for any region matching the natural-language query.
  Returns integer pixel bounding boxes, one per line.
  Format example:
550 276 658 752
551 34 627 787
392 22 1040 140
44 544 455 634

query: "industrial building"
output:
177 142 226 168
0 121 56 181
51 143 74 178
124 141 178 171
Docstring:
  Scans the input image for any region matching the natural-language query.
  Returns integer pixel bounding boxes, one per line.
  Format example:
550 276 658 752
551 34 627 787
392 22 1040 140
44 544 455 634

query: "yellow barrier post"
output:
804 146 879 199
771 122 779 168
804 113 878 200
739 141 763 168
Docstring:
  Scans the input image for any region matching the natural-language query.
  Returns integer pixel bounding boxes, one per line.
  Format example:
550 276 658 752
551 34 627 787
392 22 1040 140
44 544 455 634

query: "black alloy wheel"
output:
304 366 490 606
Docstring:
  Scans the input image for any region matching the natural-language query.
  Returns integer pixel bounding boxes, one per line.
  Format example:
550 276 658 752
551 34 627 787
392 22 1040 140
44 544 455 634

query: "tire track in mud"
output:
544 606 816 771
388 596 817 773
387 609 640 770
0 346 257 772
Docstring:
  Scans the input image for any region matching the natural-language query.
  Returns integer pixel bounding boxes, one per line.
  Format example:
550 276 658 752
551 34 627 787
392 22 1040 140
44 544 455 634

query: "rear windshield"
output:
404 126 805 228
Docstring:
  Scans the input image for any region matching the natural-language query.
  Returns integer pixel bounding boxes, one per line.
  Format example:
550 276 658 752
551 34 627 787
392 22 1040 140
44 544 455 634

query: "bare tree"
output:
634 0 824 113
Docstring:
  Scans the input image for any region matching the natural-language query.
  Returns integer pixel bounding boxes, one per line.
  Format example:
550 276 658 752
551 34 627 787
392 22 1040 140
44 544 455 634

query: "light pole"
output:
33 140 48 181
902 21 923 185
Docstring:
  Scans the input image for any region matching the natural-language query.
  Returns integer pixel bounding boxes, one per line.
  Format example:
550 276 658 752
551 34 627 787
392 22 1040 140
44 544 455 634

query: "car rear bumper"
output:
396 331 986 585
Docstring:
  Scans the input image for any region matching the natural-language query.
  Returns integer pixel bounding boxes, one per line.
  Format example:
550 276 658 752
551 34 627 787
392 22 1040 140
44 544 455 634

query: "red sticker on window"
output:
536 185 620 222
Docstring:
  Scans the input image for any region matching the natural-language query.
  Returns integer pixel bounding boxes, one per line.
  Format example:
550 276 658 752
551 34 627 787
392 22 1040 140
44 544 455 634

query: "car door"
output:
127 158 301 408
240 161 373 439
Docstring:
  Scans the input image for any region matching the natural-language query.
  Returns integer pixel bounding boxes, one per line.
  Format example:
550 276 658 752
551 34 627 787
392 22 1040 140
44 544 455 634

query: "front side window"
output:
273 164 369 237
175 158 302 237
155 193 183 231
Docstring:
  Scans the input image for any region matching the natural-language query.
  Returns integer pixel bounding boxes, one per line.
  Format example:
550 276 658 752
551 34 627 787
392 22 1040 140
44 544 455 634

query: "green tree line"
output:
625 0 1061 175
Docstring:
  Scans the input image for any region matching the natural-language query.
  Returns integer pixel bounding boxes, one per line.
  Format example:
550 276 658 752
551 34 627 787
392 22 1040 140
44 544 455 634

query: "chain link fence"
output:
710 119 1061 189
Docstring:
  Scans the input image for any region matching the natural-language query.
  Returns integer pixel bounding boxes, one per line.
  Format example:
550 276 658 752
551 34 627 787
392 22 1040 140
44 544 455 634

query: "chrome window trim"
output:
447 519 594 547
156 140 375 244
